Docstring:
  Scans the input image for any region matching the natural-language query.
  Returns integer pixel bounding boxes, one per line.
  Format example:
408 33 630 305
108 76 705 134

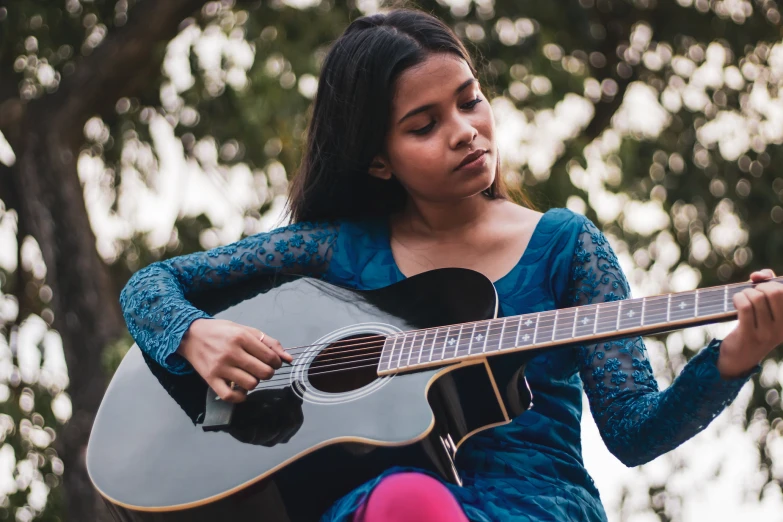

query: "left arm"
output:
569 217 779 467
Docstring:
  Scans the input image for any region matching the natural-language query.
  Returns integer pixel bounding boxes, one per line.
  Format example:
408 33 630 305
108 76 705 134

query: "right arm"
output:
119 222 339 397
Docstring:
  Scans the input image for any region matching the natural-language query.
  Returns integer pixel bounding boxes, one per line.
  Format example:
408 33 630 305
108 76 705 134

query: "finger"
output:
733 291 756 330
747 287 774 326
264 334 293 363
750 269 776 282
239 333 283 369
758 281 783 323
235 349 276 381
247 327 293 363
222 366 260 392
211 379 247 403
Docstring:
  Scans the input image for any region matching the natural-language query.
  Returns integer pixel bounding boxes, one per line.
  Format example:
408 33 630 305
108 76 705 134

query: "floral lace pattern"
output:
569 218 757 466
119 222 338 373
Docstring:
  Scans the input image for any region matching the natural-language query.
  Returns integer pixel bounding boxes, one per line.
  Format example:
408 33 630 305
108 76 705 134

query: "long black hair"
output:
287 9 525 224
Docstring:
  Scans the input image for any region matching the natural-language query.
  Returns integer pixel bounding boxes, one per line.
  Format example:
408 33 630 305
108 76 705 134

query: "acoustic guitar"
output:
87 268 777 521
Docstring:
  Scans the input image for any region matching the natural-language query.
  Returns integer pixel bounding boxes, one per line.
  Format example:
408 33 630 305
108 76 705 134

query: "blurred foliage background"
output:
0 0 782 520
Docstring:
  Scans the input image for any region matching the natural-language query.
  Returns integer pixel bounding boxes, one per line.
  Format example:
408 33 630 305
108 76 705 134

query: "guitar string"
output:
261 277 767 358
214 278 773 388
239 303 744 388
249 282 753 360
249 289 744 383
299 287 736 363
246 284 754 381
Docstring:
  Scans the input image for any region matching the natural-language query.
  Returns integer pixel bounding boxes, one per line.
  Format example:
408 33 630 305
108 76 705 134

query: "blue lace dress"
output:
120 207 757 522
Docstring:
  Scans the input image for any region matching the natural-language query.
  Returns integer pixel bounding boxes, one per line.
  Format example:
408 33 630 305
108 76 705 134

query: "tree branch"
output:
43 0 208 144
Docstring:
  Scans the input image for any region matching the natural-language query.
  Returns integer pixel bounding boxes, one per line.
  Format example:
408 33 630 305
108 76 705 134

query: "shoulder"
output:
502 201 588 227
507 204 591 239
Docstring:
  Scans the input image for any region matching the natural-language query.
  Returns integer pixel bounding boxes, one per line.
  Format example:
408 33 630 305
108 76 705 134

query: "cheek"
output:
392 139 446 176
478 105 495 136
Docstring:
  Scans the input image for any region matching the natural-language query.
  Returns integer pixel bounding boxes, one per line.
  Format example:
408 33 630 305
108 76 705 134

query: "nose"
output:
449 113 478 150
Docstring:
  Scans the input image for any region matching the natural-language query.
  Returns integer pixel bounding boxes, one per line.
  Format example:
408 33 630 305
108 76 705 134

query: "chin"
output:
477 170 497 193
459 174 496 200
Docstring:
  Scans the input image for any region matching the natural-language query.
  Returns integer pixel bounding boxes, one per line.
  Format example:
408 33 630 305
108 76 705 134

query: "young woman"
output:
119 9 783 522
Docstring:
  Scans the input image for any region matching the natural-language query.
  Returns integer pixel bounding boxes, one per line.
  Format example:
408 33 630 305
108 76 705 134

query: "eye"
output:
411 120 435 135
410 97 483 136
461 97 483 110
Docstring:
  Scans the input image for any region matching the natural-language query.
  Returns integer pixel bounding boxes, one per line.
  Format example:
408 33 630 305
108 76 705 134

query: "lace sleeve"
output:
119 222 339 374
569 217 758 466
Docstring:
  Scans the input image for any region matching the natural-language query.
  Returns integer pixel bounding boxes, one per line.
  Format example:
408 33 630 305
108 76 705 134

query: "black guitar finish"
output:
88 269 533 521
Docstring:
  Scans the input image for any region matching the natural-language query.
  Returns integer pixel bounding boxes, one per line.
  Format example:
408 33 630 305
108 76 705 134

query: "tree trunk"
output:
0 1 211 519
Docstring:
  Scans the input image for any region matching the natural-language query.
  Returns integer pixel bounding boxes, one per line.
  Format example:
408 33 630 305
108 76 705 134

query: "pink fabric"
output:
353 472 469 522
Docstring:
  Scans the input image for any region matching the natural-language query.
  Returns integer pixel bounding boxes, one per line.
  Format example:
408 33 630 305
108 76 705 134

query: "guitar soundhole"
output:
307 333 384 393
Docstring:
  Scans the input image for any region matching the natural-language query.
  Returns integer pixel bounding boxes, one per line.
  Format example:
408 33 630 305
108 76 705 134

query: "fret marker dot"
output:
627 310 635 318
522 334 530 341
475 334 484 342
581 317 590 325
448 338 456 346
679 302 686 310
525 319 533 327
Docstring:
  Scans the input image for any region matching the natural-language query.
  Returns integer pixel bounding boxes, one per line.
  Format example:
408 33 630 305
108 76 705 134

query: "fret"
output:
396 333 407 368
697 287 726 316
532 314 540 343
694 290 699 317
666 294 671 322
405 332 417 367
496 317 508 351
517 315 536 347
574 305 597 338
670 292 696 322
484 320 497 353
618 298 643 331
441 326 453 361
417 330 428 364
379 335 396 372
551 310 559 341
499 317 516 350
554 308 576 341
388 335 400 371
572 308 578 337
593 304 599 334
616 301 622 330
456 324 474 358
431 328 446 362
643 295 668 326
727 284 744 302
404 332 418 368
453 325 464 358
724 285 728 312
535 312 554 344
595 301 617 334
727 283 751 309
641 298 646 326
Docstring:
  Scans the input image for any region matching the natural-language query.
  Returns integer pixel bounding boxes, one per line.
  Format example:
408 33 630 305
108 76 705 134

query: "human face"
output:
372 53 497 203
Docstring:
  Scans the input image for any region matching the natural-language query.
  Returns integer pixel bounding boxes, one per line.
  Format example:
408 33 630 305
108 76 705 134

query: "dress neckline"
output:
382 207 556 286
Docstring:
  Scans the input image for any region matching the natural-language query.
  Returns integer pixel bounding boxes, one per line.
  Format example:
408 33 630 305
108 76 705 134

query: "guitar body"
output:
88 269 534 521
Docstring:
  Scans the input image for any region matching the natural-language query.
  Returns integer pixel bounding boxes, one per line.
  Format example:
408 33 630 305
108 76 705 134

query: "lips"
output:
455 149 486 170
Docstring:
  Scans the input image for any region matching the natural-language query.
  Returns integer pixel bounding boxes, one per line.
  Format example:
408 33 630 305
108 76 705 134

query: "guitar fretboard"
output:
377 277 782 374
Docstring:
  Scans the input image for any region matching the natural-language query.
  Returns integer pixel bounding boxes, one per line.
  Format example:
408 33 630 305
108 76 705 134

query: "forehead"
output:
392 54 474 110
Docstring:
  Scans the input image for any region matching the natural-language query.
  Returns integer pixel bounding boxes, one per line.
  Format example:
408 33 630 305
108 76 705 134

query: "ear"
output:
368 156 393 181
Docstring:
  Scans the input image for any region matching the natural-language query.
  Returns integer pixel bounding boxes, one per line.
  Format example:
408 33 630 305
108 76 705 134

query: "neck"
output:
398 193 492 236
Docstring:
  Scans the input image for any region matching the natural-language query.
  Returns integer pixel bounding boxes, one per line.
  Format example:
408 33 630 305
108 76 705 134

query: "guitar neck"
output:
377 276 783 375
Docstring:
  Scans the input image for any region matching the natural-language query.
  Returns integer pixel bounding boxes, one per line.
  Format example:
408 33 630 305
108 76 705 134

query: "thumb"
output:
750 269 776 283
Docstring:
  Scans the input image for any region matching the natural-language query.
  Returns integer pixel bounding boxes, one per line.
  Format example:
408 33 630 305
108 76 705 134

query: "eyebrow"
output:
397 78 477 124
